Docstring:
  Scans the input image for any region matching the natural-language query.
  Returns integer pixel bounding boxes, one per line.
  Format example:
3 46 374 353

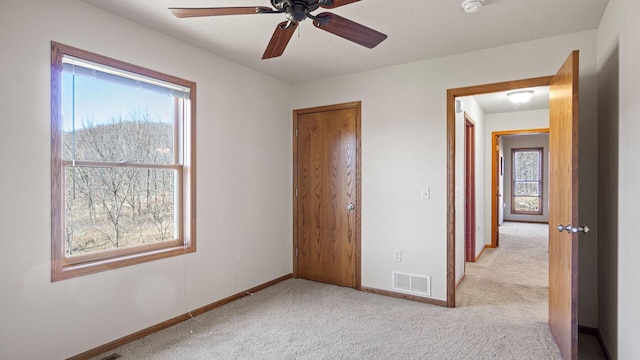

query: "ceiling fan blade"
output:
312 13 387 49
169 7 273 18
320 0 361 9
262 21 298 59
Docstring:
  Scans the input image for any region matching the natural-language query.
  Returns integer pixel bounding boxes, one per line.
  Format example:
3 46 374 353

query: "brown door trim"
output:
490 128 549 248
446 76 553 307
292 101 362 289
464 115 476 263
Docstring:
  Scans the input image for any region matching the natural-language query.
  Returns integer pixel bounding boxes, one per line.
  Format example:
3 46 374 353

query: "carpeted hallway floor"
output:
92 222 606 359
457 222 606 359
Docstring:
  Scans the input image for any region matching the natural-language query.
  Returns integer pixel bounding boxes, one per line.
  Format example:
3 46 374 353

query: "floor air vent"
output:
392 272 431 296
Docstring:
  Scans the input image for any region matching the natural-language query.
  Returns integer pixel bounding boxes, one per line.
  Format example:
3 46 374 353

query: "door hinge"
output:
496 145 499 151
295 128 298 137
296 248 298 257
295 188 298 197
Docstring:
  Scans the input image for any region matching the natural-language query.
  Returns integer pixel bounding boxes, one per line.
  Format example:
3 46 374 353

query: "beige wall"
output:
0 1 293 359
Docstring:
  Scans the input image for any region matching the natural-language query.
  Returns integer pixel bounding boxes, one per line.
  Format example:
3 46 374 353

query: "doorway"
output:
446 76 554 305
292 101 362 289
447 50 580 359
464 115 476 262
490 129 549 248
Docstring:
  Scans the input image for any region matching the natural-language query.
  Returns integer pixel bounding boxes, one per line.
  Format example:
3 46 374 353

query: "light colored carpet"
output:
93 222 605 359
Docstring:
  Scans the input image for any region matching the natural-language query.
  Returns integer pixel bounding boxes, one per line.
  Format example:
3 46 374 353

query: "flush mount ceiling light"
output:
507 90 535 104
462 0 485 14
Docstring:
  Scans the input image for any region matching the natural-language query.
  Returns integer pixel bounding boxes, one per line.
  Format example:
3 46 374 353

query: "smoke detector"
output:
462 0 485 14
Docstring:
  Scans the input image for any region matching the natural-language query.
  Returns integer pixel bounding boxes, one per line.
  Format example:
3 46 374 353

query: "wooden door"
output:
464 116 476 262
494 135 501 247
293 102 360 288
548 50 579 360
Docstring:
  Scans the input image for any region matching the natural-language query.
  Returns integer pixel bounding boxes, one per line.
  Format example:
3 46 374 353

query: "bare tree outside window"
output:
63 117 177 255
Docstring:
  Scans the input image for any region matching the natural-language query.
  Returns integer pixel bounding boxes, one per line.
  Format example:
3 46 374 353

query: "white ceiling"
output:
81 0 609 85
472 86 550 114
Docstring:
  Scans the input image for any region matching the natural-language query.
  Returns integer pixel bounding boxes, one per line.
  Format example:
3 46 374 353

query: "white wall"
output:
597 0 640 357
483 110 550 243
617 1 640 357
292 30 599 322
0 1 293 359
502 134 550 223
596 0 620 357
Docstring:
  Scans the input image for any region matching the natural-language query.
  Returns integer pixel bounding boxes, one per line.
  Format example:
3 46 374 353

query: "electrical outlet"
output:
236 250 244 262
393 250 402 262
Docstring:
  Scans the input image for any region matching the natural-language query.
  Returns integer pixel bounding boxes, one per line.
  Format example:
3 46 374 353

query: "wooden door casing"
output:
446 75 554 307
465 116 476 262
490 129 549 248
293 102 361 288
548 50 580 360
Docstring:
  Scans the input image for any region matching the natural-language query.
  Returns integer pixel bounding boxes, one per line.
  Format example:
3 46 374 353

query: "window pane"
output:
65 166 177 256
62 72 176 164
514 151 540 180
514 181 540 196
52 43 196 281
514 196 541 212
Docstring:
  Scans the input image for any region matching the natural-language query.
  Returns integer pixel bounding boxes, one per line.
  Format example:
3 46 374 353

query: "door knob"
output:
557 224 590 234
346 203 356 211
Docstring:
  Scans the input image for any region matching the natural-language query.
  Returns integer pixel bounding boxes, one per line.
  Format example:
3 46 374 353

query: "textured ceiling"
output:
80 0 609 84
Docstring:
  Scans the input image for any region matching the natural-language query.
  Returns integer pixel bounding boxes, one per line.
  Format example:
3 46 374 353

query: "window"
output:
51 42 196 281
511 147 543 215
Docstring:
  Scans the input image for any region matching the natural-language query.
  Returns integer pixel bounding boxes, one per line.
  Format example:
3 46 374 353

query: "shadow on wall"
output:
597 43 618 359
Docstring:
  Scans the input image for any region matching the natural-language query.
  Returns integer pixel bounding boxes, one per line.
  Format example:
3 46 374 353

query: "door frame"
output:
292 101 362 289
446 76 554 307
464 115 476 262
490 128 549 248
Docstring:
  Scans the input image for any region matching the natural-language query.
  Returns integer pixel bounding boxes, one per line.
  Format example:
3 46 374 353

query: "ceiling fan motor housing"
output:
272 0 322 23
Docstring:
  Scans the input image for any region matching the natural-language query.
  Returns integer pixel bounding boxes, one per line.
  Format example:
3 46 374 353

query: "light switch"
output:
421 187 431 200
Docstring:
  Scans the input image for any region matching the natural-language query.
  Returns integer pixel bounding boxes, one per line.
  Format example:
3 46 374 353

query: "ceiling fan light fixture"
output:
506 90 535 104
461 0 485 14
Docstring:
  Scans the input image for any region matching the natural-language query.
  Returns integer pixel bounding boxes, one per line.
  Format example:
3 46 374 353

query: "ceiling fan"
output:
169 0 387 59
